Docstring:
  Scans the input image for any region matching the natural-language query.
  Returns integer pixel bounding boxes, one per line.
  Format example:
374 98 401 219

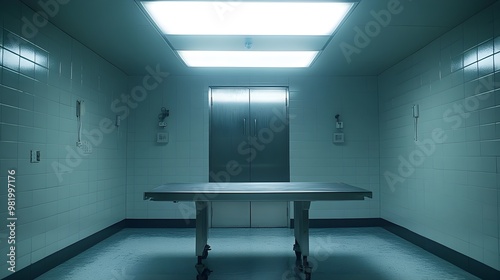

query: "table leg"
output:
195 201 212 279
293 201 311 280
195 201 210 257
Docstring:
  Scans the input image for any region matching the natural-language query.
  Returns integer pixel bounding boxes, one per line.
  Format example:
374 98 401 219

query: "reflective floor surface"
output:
36 227 479 280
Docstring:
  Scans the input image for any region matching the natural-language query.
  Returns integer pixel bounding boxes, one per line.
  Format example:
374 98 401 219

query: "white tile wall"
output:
126 75 380 220
379 1 500 270
0 1 127 277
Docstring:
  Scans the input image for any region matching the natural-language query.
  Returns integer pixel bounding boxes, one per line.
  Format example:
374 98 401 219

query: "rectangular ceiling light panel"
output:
140 1 356 67
142 1 354 36
178 51 318 67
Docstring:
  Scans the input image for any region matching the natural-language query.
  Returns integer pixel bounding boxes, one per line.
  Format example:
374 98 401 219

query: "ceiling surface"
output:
19 0 499 77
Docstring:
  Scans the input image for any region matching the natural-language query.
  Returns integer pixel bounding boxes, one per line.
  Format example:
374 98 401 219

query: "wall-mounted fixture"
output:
413 104 419 141
157 132 169 144
158 107 169 128
333 133 345 143
335 114 343 129
76 100 85 147
30 150 40 163
333 114 345 143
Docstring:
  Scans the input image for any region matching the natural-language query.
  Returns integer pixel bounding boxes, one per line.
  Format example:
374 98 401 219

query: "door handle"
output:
243 118 247 135
254 119 257 136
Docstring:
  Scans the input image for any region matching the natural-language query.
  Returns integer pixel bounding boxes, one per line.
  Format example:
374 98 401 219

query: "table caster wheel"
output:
196 274 208 280
302 256 312 279
196 268 211 280
202 245 211 259
294 259 303 272
294 266 303 276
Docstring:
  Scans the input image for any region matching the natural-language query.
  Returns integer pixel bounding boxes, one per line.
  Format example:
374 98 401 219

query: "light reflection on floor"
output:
36 227 479 280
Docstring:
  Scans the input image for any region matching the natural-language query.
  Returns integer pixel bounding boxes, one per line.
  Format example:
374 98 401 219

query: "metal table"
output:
144 182 372 280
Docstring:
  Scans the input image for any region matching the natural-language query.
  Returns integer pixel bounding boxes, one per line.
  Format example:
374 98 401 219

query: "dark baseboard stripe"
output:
4 220 126 280
382 220 500 280
126 218 196 228
289 218 386 228
5 218 500 280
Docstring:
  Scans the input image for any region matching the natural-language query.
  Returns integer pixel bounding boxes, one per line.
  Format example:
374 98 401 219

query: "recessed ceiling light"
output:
142 1 354 36
178 51 318 67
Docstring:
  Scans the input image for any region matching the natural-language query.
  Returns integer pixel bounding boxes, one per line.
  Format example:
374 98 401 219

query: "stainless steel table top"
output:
144 182 372 202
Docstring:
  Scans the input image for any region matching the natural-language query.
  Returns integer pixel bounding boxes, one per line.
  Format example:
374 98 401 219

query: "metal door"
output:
209 87 289 228
209 88 251 227
248 88 289 182
248 88 289 227
209 88 250 182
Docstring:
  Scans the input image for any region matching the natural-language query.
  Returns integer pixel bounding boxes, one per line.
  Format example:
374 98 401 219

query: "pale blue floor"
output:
36 227 479 280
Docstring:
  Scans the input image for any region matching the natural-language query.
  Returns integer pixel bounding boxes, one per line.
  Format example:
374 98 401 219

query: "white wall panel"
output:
0 1 128 277
379 0 500 270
